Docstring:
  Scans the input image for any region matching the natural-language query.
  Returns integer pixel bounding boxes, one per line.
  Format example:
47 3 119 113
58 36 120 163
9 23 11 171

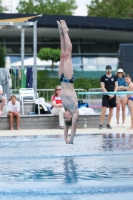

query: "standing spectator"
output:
124 74 133 130
51 85 65 129
8 95 20 130
99 65 118 129
116 68 128 127
0 84 6 116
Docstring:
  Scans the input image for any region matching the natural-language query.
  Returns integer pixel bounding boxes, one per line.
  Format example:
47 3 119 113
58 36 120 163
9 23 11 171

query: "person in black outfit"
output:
99 65 118 129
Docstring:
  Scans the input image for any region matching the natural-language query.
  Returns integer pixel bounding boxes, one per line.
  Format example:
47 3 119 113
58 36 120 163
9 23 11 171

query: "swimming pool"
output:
0 133 133 200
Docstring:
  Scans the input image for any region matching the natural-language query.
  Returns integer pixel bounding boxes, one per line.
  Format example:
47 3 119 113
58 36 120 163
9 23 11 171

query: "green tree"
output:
38 47 60 71
0 46 5 68
0 0 7 12
87 0 133 18
16 0 77 15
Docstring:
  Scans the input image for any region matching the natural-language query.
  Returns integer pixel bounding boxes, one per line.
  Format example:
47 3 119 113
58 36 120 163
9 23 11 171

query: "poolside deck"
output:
0 116 132 136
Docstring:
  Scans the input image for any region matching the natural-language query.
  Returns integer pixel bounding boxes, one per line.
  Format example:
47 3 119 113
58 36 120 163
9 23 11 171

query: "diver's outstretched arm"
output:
64 122 69 143
69 109 79 144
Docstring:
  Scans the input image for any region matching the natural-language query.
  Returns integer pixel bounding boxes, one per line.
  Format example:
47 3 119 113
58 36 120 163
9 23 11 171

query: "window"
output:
6 37 20 43
72 57 82 71
95 41 116 53
6 45 20 53
97 57 118 71
72 44 79 53
82 56 118 71
25 45 33 53
43 44 60 49
82 57 97 71
81 44 95 53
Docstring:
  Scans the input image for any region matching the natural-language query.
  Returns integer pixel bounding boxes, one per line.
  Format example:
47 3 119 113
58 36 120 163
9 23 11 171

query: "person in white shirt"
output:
0 85 6 116
8 95 20 130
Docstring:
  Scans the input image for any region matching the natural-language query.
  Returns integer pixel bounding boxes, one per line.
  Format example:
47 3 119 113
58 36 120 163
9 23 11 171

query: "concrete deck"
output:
0 116 132 137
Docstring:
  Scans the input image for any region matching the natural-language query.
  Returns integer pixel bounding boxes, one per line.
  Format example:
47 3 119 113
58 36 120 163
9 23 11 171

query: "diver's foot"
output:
65 139 69 144
10 127 14 130
57 20 63 34
60 20 69 33
69 140 73 144
17 127 20 130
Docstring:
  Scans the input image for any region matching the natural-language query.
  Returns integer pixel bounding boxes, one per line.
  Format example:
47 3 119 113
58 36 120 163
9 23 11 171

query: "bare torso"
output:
128 82 133 97
61 82 78 115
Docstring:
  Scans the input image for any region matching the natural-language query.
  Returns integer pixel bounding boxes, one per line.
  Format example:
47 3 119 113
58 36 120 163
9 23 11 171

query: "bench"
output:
0 114 108 130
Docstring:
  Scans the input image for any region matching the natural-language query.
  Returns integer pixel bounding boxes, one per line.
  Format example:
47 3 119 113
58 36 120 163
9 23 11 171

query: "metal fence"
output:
88 88 102 113
0 67 88 101
0 68 98 105
9 89 88 102
37 88 88 102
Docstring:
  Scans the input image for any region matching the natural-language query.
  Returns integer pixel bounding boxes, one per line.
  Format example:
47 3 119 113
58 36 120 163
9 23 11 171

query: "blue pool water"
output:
0 133 133 200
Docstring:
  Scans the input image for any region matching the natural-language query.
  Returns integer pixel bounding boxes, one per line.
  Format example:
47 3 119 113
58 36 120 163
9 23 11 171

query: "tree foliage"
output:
16 0 77 15
37 70 100 90
0 0 7 12
0 46 5 68
38 47 60 71
87 0 133 18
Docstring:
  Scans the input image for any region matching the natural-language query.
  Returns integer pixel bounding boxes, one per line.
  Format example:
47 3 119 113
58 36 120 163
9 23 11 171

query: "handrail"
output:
78 91 133 95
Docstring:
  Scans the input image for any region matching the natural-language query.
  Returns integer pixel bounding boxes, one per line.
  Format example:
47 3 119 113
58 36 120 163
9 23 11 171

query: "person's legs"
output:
121 96 127 125
0 96 6 113
116 96 121 125
16 113 20 130
51 107 60 115
99 96 108 127
127 100 133 129
59 107 65 127
108 107 113 124
8 113 14 130
57 21 65 77
108 96 116 128
51 107 64 128
60 20 73 79
99 106 107 125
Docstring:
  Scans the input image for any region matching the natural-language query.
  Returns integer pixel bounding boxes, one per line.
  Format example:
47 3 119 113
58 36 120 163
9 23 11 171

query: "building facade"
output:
1 14 133 77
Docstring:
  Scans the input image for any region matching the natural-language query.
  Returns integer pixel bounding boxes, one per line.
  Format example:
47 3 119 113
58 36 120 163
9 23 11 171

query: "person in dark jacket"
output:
99 65 118 129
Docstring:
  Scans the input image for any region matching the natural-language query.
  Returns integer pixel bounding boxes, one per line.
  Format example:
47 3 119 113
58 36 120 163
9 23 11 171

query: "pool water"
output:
0 133 133 200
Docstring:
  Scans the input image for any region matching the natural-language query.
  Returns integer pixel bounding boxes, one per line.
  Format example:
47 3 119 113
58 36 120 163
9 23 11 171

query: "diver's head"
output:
65 119 72 127
64 110 72 126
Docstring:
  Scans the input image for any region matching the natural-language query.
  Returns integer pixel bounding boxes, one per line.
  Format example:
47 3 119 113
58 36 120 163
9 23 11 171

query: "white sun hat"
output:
116 68 125 75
